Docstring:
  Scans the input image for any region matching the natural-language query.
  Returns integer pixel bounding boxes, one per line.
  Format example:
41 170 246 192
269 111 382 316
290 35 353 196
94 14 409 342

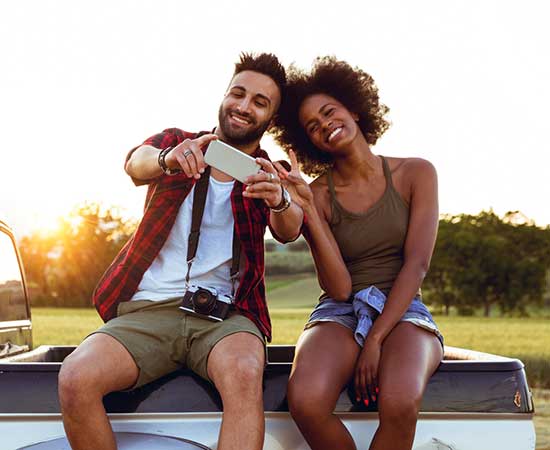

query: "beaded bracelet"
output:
158 146 182 176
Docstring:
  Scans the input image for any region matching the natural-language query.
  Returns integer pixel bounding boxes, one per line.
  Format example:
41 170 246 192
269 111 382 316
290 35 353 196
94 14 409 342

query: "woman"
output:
271 56 444 450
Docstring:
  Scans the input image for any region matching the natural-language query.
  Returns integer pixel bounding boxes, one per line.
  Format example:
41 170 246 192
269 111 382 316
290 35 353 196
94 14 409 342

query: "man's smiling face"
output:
217 70 281 147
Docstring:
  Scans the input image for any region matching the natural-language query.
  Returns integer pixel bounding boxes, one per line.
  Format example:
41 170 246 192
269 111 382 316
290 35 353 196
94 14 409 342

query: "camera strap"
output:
185 166 241 297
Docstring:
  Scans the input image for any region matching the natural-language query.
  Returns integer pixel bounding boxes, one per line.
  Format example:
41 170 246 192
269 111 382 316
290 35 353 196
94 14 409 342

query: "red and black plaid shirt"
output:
93 128 278 340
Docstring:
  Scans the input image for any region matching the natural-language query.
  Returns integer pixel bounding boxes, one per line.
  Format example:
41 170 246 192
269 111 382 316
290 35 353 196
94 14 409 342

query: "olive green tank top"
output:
325 156 414 297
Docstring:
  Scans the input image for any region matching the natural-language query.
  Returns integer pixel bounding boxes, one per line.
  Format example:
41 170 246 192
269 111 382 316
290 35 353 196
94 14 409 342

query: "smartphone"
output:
204 140 261 184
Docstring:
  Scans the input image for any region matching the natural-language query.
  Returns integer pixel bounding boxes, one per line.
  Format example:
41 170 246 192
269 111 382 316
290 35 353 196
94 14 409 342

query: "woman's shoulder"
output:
309 172 329 190
308 173 332 216
383 156 436 179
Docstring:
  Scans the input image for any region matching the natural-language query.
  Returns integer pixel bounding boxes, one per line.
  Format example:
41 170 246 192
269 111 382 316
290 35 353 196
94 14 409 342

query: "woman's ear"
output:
352 112 359 121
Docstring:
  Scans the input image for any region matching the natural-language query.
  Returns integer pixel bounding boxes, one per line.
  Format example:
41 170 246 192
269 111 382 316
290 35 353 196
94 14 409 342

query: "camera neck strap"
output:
185 166 241 297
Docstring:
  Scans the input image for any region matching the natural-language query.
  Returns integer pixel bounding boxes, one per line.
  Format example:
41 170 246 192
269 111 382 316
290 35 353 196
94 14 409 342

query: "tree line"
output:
424 210 550 316
18 204 550 315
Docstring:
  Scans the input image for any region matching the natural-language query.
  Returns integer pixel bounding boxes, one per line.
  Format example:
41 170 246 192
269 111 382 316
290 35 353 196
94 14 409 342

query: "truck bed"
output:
0 345 536 450
0 344 534 414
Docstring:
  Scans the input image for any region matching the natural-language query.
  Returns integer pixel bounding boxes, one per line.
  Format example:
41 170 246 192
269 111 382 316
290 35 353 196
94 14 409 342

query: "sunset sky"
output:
1 0 549 237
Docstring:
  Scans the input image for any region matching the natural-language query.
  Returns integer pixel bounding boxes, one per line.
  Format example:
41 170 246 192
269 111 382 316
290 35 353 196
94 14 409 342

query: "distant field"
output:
32 275 550 386
29 274 550 449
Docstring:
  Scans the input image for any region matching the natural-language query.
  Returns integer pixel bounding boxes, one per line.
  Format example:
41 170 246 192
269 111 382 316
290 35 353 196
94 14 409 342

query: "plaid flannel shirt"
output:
93 128 277 340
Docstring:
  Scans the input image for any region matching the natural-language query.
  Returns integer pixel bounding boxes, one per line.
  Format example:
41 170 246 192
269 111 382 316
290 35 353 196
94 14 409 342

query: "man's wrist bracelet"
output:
270 186 292 213
158 146 182 176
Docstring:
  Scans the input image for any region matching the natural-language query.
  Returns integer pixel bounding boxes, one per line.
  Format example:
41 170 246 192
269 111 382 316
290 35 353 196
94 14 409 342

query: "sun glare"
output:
66 215 83 230
31 214 63 235
28 207 81 236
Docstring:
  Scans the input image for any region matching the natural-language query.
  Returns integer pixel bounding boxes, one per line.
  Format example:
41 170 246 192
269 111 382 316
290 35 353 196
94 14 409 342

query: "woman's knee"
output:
378 392 421 431
287 374 334 423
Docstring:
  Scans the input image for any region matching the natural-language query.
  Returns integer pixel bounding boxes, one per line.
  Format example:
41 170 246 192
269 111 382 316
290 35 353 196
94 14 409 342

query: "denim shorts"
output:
305 286 444 348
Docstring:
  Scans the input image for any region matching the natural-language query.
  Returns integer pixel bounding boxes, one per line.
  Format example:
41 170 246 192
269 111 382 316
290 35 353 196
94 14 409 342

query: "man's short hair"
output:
234 52 286 97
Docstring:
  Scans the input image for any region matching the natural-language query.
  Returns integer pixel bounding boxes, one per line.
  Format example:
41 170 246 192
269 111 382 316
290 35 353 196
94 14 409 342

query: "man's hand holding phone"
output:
243 158 284 208
165 134 218 179
203 140 285 208
274 149 314 211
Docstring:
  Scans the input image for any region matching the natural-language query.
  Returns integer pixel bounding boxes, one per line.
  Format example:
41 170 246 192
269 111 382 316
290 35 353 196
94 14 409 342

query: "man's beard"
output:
218 105 271 147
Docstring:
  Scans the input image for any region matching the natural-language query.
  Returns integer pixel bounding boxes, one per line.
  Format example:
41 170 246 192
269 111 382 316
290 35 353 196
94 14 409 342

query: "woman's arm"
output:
276 150 352 301
355 158 439 401
303 188 352 300
368 158 439 344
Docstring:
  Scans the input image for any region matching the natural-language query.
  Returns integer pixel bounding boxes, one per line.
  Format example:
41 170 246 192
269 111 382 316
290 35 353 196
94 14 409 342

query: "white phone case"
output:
204 140 261 183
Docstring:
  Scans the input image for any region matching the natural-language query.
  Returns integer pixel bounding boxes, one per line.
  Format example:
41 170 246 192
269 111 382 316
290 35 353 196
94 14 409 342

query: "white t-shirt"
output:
131 176 238 301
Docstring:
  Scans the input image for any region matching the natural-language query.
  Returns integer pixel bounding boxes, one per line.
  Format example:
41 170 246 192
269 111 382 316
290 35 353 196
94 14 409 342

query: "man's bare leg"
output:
58 333 139 450
207 332 265 450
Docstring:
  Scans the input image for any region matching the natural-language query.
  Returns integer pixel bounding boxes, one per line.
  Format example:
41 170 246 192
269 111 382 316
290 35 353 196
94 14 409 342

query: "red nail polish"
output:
363 398 369 406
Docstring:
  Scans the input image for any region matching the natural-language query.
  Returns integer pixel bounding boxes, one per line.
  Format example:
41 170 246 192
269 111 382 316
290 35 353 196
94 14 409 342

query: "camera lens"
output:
192 288 216 314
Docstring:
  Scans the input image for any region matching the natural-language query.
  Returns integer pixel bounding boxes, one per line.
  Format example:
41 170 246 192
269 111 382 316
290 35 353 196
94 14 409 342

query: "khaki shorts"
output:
89 298 264 388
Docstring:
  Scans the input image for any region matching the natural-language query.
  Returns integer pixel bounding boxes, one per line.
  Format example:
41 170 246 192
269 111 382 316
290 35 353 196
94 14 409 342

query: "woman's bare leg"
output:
369 323 443 450
288 322 361 450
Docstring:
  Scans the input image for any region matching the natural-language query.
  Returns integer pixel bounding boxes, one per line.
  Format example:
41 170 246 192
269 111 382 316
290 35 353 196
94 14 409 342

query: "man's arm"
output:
243 157 303 242
126 134 218 181
268 201 304 242
125 145 164 180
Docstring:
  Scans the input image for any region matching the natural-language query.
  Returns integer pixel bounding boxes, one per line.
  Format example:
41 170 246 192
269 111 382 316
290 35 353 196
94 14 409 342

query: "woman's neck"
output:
332 133 381 183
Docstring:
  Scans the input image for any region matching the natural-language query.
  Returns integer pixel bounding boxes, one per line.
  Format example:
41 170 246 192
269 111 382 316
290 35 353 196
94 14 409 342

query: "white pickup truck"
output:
0 219 537 450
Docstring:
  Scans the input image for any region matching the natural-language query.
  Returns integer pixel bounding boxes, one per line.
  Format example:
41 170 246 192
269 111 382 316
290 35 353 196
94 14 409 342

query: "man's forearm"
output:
125 145 164 180
269 203 303 242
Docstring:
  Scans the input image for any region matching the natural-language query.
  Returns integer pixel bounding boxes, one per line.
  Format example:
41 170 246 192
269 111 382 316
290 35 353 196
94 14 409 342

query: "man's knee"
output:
208 333 264 394
58 353 101 410
214 351 264 389
59 334 139 410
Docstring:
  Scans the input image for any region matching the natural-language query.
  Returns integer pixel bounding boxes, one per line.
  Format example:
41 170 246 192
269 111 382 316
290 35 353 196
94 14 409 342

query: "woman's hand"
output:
354 336 381 405
273 150 314 211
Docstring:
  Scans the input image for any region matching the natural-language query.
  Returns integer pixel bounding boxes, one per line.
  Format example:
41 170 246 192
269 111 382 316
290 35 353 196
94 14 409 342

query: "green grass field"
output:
31 275 550 386
30 275 550 449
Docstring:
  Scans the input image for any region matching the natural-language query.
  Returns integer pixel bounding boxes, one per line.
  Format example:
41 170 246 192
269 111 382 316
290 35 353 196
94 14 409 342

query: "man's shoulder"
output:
157 128 205 140
143 128 211 149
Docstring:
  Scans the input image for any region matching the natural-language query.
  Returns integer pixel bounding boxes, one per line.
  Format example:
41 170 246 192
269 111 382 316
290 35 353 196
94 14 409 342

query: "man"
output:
58 53 303 450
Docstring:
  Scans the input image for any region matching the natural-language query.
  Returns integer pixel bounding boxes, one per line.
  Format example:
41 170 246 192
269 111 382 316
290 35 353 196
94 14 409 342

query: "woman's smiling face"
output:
298 93 360 154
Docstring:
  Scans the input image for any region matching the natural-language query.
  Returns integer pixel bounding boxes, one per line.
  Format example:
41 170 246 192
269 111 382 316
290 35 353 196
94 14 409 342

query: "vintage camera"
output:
179 285 233 322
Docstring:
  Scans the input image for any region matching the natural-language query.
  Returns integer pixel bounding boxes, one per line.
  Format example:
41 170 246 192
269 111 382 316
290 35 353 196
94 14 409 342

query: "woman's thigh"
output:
377 322 443 405
289 322 361 408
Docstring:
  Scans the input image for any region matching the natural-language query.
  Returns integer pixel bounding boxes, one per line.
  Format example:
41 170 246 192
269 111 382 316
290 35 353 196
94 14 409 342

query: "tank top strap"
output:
326 168 341 226
327 168 338 198
380 156 394 188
